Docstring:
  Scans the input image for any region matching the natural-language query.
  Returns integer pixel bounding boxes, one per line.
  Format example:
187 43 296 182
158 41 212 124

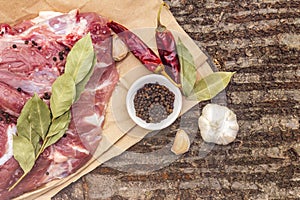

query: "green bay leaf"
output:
13 135 35 173
29 94 51 140
177 38 197 97
50 73 76 119
187 72 235 101
44 128 69 149
65 33 94 84
74 53 96 101
16 95 41 154
47 111 71 138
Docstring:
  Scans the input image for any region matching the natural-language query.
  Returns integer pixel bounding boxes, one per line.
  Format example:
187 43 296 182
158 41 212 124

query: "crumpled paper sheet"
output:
1 0 214 199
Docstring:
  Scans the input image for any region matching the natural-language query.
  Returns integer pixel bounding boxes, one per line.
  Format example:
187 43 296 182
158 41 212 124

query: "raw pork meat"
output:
0 10 119 199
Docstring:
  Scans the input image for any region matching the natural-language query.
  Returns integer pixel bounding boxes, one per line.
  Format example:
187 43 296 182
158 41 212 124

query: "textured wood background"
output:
53 0 300 199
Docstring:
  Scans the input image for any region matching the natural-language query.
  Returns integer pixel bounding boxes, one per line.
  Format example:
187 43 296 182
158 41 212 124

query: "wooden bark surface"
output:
53 0 300 199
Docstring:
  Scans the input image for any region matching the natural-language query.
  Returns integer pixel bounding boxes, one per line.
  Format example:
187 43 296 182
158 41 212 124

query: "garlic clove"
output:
198 104 239 145
112 34 128 61
171 129 190 155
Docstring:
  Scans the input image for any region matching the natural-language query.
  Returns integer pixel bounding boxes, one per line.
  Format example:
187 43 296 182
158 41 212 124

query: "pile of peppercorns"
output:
133 82 175 123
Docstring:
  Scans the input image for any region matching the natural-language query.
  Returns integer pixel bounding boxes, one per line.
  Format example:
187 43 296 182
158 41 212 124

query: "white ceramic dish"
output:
126 74 182 130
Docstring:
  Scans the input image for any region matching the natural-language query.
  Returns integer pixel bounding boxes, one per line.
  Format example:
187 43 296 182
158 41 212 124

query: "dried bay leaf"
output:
13 135 35 173
45 120 70 149
47 111 71 138
177 38 197 96
44 130 67 149
65 33 95 84
50 73 76 119
10 135 36 191
187 72 235 101
74 53 96 101
16 97 33 138
29 94 51 140
16 95 41 154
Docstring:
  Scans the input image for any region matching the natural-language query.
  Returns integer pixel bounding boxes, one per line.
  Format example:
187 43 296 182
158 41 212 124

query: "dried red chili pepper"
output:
107 21 180 87
107 21 163 73
155 3 181 84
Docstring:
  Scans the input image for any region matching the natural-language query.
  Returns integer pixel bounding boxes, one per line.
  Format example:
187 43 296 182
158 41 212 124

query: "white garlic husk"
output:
112 34 128 61
171 129 190 155
198 104 239 145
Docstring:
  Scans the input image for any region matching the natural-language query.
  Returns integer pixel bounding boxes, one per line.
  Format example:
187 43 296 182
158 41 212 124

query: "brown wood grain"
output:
53 0 300 199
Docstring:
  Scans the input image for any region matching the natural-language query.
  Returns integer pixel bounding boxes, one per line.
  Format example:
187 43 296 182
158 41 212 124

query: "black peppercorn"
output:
58 51 64 56
12 44 17 48
17 87 21 92
43 92 51 100
5 113 10 123
32 40 38 46
133 82 175 123
53 57 57 62
24 40 29 45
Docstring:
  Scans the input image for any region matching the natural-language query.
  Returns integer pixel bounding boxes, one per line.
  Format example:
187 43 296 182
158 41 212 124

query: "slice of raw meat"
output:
0 82 30 117
0 10 119 199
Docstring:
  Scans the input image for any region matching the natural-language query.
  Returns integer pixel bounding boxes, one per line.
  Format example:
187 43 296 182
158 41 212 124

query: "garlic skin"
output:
112 34 128 61
171 129 190 155
198 104 239 145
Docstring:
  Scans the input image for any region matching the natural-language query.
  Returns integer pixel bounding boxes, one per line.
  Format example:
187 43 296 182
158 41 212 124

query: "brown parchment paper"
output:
1 0 214 199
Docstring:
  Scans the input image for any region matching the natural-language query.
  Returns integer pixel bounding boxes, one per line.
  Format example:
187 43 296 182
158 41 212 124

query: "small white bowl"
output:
126 74 182 130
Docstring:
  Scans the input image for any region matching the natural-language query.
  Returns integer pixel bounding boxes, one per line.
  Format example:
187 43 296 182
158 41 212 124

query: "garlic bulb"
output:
112 34 128 61
198 104 239 145
171 129 190 155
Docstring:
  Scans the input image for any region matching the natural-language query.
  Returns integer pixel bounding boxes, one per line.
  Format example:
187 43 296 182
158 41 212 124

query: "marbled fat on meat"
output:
0 10 119 199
